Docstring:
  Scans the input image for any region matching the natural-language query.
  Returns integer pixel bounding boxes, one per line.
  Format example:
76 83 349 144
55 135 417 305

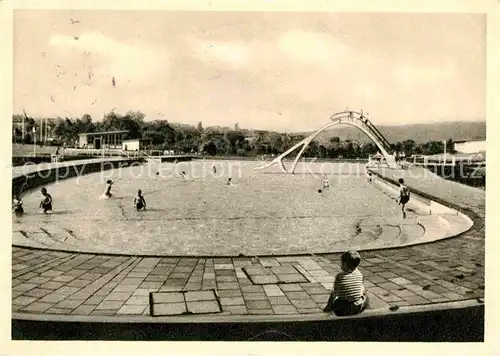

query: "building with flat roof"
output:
78 130 129 149
122 139 145 151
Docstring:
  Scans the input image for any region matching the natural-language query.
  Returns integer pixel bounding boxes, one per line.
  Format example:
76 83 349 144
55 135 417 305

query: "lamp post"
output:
22 109 28 141
44 118 48 146
443 139 447 164
32 126 36 157
40 118 44 146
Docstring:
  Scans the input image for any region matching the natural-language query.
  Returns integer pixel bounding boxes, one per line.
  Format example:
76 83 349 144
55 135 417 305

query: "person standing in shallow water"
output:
12 195 24 216
396 178 410 219
133 189 147 211
104 179 114 198
39 188 52 214
322 174 330 189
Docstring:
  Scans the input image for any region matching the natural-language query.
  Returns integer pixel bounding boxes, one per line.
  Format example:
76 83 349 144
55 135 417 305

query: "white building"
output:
78 130 129 149
122 139 143 151
454 139 486 154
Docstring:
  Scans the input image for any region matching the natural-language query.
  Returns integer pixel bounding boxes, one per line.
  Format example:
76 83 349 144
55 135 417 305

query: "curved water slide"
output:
255 110 398 173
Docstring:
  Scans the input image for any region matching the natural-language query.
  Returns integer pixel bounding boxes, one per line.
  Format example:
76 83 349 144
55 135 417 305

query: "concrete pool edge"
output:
12 298 483 323
12 157 147 196
12 300 485 341
368 169 483 225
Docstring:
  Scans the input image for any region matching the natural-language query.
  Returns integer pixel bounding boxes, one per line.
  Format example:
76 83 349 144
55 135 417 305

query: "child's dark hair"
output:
398 178 404 184
41 188 47 193
107 180 112 184
138 189 142 195
341 250 361 270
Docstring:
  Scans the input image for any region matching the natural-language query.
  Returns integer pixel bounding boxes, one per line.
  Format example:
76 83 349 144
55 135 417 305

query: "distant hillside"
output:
301 121 486 144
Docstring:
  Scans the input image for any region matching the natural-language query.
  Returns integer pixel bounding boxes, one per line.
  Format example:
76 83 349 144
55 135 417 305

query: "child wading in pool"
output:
226 177 233 186
104 179 114 198
396 178 410 219
39 188 53 214
323 250 368 316
322 174 330 189
12 195 24 216
133 190 147 211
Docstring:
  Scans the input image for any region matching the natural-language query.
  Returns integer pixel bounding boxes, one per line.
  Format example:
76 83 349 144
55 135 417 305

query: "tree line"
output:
12 111 455 158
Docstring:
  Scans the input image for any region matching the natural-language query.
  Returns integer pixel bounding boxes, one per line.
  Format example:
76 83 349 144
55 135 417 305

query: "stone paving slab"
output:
152 302 186 316
150 289 221 316
11 167 484 321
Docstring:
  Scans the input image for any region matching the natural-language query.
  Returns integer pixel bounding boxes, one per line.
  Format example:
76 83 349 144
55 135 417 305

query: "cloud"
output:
190 40 251 68
48 33 169 83
358 84 378 102
392 63 456 88
189 31 348 71
278 30 347 65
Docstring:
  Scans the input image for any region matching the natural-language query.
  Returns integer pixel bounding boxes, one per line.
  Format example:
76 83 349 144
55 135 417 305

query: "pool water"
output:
13 161 407 255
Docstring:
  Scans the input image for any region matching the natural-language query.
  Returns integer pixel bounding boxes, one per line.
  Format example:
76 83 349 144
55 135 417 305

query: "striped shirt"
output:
334 268 364 302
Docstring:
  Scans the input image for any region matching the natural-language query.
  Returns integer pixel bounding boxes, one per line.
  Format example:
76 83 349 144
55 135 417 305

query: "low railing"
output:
410 155 485 166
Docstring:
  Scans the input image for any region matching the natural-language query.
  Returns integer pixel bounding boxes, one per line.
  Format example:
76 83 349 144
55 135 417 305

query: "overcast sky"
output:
13 10 485 132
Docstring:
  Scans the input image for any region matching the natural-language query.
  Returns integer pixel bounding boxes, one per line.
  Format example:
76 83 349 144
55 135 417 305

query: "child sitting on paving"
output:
323 250 368 316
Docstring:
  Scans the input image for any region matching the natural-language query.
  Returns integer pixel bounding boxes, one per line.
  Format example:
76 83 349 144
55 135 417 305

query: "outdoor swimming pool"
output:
13 161 422 255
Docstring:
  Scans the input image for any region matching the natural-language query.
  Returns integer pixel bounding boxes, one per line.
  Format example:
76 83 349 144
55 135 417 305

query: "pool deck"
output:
11 164 484 329
11 157 132 179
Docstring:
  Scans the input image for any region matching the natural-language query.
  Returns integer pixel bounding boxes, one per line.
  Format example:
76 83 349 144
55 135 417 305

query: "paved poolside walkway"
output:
11 167 484 320
12 157 129 179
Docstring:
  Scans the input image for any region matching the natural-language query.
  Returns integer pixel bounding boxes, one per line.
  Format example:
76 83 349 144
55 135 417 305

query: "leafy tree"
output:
202 141 217 155
330 136 341 145
317 144 327 158
224 130 245 154
304 141 319 157
402 139 416 156
446 138 455 153
343 142 356 159
99 111 144 139
360 142 378 158
53 118 80 145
